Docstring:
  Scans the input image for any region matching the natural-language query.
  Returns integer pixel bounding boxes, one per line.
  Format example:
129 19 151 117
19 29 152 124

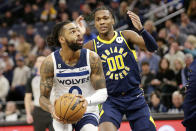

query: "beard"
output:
66 39 82 51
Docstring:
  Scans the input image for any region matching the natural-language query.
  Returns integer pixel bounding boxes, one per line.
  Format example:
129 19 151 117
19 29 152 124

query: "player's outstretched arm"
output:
39 55 54 113
86 51 107 105
122 11 158 52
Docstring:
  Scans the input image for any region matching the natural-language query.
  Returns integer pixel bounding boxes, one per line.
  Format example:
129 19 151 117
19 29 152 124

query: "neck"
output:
60 44 80 66
99 29 115 41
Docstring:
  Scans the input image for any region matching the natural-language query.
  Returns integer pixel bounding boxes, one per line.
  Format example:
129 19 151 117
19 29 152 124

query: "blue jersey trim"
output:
56 70 89 77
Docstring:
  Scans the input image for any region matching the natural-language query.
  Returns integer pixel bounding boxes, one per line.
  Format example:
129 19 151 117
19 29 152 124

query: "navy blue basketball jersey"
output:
182 59 196 127
93 31 142 96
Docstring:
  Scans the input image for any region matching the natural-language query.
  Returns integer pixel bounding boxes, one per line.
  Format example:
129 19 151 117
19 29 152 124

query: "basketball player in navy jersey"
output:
39 21 107 131
182 58 196 131
77 6 158 131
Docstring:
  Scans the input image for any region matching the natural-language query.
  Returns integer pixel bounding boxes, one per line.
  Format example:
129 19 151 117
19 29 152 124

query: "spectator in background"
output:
151 58 177 108
140 61 155 95
140 51 160 74
8 57 31 101
22 4 35 25
169 24 187 46
0 63 9 102
7 43 17 65
81 3 92 19
8 32 19 47
182 35 196 58
187 0 196 22
144 20 158 40
71 11 80 21
168 91 184 113
165 19 173 33
59 12 69 22
40 1 57 22
31 34 46 56
116 1 128 27
2 52 14 85
25 25 35 45
156 38 168 58
1 11 14 28
164 41 185 71
57 0 70 20
158 28 168 40
180 13 196 36
149 91 167 113
173 58 184 88
181 54 194 87
4 101 20 121
16 35 31 57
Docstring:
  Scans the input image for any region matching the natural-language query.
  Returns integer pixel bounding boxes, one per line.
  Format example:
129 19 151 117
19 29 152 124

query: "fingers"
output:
82 99 88 107
127 11 140 22
76 15 84 24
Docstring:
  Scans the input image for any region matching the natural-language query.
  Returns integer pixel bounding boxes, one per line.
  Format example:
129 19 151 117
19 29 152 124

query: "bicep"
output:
40 57 54 98
90 52 106 90
122 30 147 50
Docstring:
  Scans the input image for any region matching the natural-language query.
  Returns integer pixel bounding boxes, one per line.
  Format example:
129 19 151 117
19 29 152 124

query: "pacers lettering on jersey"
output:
57 76 90 85
101 46 130 80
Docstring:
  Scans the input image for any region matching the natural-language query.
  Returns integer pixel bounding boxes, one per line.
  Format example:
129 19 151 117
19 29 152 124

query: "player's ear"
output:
111 18 115 26
59 36 65 43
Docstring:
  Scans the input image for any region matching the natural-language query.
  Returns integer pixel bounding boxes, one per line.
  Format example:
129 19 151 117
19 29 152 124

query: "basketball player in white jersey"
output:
39 21 108 131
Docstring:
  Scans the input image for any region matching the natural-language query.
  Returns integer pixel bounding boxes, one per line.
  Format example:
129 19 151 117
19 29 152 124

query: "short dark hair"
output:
157 38 166 44
46 21 71 47
151 91 161 99
141 61 149 66
93 6 115 20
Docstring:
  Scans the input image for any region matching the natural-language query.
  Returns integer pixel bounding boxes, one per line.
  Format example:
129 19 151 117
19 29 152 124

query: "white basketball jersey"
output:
50 49 99 115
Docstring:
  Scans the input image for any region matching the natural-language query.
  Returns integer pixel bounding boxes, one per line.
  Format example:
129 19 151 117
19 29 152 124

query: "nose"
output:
99 19 105 25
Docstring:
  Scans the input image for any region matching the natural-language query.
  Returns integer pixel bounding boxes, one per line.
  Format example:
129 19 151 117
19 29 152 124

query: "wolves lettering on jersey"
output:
94 31 141 95
57 76 90 85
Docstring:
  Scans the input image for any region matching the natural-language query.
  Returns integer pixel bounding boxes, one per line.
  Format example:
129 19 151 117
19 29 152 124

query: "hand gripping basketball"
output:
54 93 87 124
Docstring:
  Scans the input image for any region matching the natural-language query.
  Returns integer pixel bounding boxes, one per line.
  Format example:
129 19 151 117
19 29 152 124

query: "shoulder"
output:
83 40 94 51
40 55 54 75
89 50 100 60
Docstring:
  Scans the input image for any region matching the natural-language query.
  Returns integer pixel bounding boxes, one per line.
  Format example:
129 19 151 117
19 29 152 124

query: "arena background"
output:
0 0 195 130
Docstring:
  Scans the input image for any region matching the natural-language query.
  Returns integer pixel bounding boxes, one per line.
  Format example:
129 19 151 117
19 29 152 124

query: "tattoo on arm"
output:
39 56 54 113
90 52 106 90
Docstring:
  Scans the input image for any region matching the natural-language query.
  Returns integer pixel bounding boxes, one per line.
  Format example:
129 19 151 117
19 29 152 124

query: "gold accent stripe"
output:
100 109 104 117
93 39 97 53
150 116 156 127
119 31 138 61
97 31 117 44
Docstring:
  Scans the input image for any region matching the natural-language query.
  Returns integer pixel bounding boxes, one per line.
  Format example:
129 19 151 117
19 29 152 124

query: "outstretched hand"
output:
127 10 143 31
75 16 86 35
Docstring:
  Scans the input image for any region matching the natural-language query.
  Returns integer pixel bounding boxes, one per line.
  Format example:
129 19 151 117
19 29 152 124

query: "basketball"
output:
54 93 87 124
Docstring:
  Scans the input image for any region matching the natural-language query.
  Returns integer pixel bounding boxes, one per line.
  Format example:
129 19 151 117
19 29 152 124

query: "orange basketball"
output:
54 93 87 124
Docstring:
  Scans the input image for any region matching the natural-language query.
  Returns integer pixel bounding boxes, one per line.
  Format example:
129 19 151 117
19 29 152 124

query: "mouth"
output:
100 26 108 31
76 38 83 45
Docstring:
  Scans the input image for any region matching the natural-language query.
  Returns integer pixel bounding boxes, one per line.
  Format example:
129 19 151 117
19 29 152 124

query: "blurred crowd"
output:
0 0 196 122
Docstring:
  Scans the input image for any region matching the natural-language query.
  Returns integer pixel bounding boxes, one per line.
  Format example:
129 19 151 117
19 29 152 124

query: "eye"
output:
71 30 76 34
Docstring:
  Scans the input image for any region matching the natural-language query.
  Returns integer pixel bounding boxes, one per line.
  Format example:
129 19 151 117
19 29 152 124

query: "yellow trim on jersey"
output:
150 116 156 127
119 31 138 62
97 31 118 44
100 109 104 117
93 39 97 53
